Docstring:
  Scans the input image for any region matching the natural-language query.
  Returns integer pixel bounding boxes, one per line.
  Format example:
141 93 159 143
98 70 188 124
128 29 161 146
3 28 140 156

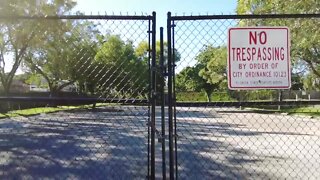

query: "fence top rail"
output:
169 13 320 21
0 14 153 20
0 96 149 104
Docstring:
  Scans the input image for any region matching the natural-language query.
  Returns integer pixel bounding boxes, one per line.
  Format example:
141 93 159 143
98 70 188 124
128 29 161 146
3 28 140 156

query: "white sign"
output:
228 27 291 90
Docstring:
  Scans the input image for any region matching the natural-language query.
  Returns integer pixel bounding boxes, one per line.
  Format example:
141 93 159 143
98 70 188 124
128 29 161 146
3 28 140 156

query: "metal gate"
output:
0 12 157 179
1 10 320 180
166 12 320 179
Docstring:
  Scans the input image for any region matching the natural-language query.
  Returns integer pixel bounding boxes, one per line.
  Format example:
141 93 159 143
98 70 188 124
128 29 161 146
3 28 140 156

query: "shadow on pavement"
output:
0 107 149 179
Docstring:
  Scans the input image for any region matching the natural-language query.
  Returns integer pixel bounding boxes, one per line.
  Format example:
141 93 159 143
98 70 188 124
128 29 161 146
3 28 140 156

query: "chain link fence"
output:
2 11 320 180
168 13 320 179
0 13 155 179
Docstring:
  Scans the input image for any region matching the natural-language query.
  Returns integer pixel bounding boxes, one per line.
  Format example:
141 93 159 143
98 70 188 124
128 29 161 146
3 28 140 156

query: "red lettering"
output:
242 48 246 61
275 47 280 60
262 47 266 60
280 47 285 60
247 48 251 61
267 47 272 60
252 47 256 58
231 46 286 62
237 48 241 61
257 48 262 60
232 48 236 61
249 31 257 45
259 31 267 44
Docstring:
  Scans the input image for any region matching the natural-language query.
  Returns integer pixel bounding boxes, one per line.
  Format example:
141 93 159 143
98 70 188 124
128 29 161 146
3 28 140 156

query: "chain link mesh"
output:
0 15 153 179
1 13 320 179
172 16 320 179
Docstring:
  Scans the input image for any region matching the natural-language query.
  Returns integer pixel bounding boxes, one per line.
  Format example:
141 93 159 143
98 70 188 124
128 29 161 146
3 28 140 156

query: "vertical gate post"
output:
171 20 178 179
167 11 175 180
150 11 157 180
159 27 166 180
147 16 151 179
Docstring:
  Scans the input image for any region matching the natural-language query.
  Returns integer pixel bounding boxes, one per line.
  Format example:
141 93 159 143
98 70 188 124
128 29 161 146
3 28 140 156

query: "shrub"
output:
176 91 236 102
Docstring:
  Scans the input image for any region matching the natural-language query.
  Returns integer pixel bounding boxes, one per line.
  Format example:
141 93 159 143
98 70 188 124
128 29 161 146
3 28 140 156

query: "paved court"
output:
175 107 320 180
0 106 319 179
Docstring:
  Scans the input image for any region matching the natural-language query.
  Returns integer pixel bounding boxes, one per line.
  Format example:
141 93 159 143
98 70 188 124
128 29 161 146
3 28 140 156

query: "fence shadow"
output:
175 108 298 179
0 107 149 179
175 121 270 179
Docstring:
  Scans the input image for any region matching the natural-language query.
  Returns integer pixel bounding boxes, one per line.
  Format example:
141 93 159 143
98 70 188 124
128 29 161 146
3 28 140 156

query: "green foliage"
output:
176 92 207 102
232 90 278 101
0 0 76 16
25 74 47 87
291 73 304 90
236 0 320 82
197 46 227 85
0 103 111 118
135 41 149 63
94 35 148 98
176 45 228 102
22 18 101 95
14 73 31 83
135 40 181 98
176 91 236 102
283 106 320 117
0 0 77 94
303 73 320 91
212 92 236 101
236 0 318 15
176 66 204 92
176 90 278 102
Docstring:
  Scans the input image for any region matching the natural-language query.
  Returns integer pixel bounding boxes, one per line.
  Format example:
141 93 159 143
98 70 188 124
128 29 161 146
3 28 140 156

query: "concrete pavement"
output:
0 106 319 179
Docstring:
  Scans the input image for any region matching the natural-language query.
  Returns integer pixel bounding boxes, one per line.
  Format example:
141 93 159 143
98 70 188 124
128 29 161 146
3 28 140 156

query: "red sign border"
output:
228 27 291 90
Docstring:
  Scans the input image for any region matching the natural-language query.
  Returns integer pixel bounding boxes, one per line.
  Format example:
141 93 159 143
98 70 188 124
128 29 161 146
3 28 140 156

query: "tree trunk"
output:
3 83 10 96
205 91 212 102
48 84 58 107
278 90 283 110
3 83 11 112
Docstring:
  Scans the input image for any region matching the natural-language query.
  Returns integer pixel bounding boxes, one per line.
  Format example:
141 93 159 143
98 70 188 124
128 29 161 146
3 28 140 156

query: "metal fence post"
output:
171 20 178 179
150 11 157 180
167 11 175 180
159 27 166 180
147 16 151 179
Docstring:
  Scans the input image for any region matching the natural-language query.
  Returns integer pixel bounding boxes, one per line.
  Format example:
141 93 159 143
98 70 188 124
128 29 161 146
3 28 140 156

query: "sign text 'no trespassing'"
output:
228 27 291 90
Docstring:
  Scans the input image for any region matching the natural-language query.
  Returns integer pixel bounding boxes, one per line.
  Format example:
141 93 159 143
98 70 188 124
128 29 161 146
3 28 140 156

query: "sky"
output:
72 0 239 72
74 0 238 28
8 0 238 74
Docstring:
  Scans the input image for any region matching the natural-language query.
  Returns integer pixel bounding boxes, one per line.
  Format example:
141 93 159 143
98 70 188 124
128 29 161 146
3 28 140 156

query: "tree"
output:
135 41 181 97
236 0 320 79
176 66 200 92
135 41 181 68
197 46 227 101
0 0 76 95
176 46 228 102
303 73 320 91
176 65 216 102
197 46 227 86
94 35 148 98
24 20 99 96
291 73 304 90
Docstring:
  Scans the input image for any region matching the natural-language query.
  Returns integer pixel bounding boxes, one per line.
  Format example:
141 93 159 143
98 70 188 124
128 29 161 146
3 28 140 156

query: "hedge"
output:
176 91 236 102
0 91 92 113
176 90 278 102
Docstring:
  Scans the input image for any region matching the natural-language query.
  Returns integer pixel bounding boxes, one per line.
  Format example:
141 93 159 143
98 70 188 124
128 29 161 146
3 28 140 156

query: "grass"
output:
2 102 319 119
0 107 65 118
0 103 113 118
245 106 320 117
282 107 320 117
176 92 236 102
